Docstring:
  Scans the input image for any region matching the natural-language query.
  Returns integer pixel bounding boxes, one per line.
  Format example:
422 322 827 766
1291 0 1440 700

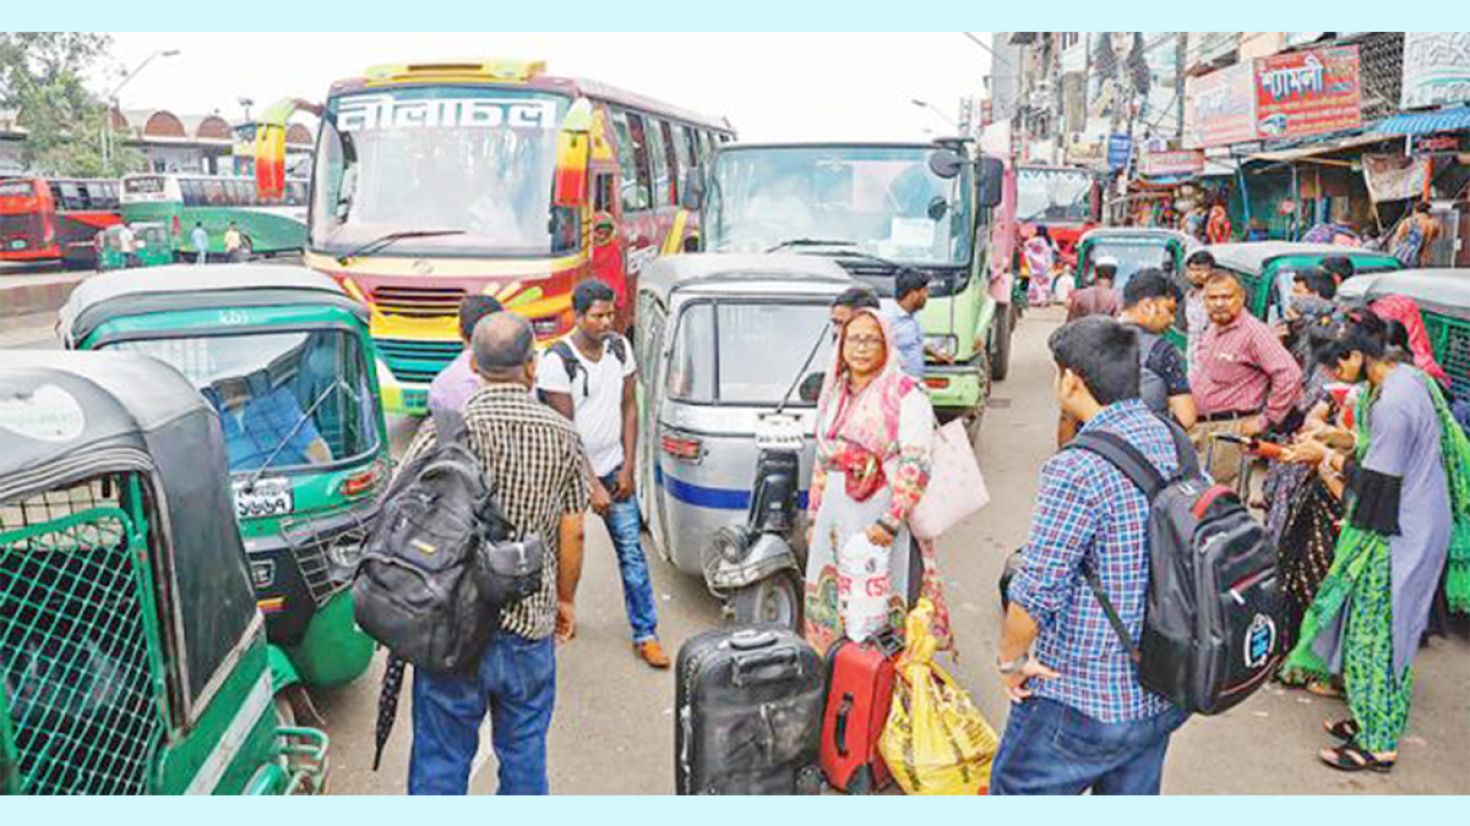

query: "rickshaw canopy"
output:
1337 268 1470 322
59 263 365 347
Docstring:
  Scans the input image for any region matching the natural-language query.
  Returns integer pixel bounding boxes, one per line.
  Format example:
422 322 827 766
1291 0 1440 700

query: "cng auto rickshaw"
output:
1073 227 1197 290
1203 242 1402 324
1338 268 1470 398
57 264 389 699
0 351 326 794
97 222 174 271
635 254 857 629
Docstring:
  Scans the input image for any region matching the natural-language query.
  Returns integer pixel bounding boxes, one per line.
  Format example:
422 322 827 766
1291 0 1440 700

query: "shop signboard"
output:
1402 32 1470 111
1140 148 1205 177
1189 61 1256 148
1253 45 1362 140
1107 133 1133 171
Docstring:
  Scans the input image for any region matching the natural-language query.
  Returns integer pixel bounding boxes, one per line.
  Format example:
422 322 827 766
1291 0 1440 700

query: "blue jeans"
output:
600 469 659 643
408 632 556 795
989 698 1189 796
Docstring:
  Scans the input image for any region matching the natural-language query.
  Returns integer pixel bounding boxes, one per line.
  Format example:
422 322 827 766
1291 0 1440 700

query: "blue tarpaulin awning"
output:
1369 106 1470 136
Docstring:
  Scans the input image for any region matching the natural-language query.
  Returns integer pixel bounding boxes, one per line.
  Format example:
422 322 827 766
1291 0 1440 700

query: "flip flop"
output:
1323 718 1360 743
1306 679 1344 698
1319 743 1394 774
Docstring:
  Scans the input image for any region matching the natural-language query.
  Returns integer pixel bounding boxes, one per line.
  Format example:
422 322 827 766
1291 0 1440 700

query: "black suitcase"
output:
675 625 825 795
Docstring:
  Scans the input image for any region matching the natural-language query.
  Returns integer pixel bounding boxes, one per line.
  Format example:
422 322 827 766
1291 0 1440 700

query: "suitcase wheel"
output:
796 766 826 795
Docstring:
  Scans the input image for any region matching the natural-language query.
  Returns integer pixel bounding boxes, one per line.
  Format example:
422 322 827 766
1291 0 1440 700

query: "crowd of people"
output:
1002 248 1469 791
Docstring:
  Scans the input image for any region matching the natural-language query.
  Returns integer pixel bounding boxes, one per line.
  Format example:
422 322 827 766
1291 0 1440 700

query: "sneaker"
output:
634 639 670 669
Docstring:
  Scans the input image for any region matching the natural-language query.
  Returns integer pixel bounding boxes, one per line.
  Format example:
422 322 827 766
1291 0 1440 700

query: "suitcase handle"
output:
834 693 853 757
732 648 802 687
729 629 778 651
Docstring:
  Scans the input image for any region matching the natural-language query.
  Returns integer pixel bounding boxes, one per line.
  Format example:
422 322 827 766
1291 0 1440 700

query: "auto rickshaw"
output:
634 254 856 629
1203 242 1401 323
57 264 389 700
97 222 174 271
0 350 327 794
1337 268 1470 398
1073 227 1197 290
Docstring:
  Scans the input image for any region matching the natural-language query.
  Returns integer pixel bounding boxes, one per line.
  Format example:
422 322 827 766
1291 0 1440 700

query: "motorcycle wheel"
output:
728 570 802 632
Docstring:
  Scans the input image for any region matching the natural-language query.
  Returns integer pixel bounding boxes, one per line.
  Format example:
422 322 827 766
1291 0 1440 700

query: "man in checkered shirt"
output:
400 312 590 796
992 317 1191 795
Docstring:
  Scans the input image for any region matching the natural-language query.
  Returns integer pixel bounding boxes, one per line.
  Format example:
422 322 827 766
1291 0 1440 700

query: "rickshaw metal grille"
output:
1425 314 1470 399
282 512 374 608
0 480 165 795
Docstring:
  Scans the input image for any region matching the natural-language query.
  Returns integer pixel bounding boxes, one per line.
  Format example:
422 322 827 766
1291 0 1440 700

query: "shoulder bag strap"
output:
1069 430 1169 500
1082 566 1141 663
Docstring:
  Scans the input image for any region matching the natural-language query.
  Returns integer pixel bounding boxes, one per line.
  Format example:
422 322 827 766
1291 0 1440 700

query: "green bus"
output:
120 173 308 260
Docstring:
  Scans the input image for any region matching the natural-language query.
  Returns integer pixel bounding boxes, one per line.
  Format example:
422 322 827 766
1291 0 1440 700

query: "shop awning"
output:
1369 106 1470 136
1246 133 1400 164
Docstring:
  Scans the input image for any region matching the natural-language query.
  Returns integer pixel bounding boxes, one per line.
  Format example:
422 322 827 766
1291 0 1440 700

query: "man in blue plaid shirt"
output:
991 317 1191 795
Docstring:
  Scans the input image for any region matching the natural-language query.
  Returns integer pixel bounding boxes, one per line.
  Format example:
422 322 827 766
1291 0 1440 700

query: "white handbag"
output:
909 418 990 540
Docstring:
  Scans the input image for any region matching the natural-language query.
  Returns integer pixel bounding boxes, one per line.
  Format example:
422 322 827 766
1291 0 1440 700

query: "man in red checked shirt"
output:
1188 271 1302 485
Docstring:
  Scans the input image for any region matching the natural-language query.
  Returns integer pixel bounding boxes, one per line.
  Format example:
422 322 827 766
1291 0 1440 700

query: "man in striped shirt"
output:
1188 271 1302 485
401 312 590 795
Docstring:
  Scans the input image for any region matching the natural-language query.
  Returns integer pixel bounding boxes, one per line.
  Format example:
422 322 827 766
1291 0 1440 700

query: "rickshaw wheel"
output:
729 570 802 632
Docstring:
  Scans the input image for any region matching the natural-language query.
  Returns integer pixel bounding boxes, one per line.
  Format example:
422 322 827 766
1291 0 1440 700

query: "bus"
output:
1014 165 1102 261
120 173 308 260
254 58 734 415
0 177 121 268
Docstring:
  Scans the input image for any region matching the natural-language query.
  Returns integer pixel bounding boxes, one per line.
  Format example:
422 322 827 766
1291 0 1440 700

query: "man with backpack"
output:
992 318 1190 795
1118 269 1196 429
394 312 590 795
538 279 669 669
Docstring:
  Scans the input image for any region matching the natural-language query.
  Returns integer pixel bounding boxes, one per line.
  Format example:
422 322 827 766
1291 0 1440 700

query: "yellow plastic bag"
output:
879 598 999 795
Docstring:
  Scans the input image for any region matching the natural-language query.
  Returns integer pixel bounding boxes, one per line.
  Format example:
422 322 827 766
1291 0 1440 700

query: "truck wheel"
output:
728 570 802 631
990 303 1013 382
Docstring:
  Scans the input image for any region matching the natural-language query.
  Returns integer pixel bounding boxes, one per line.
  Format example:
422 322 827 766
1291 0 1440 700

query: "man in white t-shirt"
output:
538 279 667 669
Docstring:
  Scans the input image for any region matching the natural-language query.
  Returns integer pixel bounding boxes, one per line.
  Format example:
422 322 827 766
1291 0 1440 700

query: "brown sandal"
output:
1323 718 1360 743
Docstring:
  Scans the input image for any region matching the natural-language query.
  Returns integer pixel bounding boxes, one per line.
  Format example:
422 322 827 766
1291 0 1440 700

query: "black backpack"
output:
353 408 543 675
544 336 627 399
1071 424 1283 716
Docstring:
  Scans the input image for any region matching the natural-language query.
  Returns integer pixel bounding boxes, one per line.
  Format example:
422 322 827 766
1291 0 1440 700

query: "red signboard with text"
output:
1253 45 1362 141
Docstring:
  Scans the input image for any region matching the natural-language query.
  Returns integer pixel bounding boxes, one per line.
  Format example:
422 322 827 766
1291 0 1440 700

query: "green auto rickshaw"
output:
1 350 327 794
1203 242 1401 323
58 264 389 700
1073 227 1198 291
1337 267 1470 399
97 223 175 271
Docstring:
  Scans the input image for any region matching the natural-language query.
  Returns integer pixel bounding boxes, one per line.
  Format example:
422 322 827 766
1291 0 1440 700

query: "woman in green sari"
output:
1283 321 1470 773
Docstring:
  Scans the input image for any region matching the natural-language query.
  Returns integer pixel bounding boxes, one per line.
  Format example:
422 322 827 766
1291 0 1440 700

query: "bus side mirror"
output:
978 156 1004 210
254 123 287 200
681 173 705 211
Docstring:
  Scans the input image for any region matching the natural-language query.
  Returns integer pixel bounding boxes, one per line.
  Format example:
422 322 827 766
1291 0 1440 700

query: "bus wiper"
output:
336 229 465 264
766 238 857 252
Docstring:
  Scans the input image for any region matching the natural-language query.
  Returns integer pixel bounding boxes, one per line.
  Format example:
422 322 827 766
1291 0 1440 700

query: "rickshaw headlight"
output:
925 334 958 359
713 526 754 564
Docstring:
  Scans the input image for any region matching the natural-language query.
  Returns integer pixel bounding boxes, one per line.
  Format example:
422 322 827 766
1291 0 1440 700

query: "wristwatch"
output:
996 652 1030 675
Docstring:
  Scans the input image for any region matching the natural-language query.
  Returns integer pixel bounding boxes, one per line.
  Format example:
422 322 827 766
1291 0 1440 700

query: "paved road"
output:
5 306 1467 794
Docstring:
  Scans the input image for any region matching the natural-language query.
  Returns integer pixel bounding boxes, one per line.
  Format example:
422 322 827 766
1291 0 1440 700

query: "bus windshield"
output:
704 146 974 268
311 87 574 258
1016 168 1094 224
112 330 379 474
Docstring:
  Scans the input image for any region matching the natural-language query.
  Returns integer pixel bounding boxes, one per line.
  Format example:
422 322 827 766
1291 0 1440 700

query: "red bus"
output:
256 58 734 414
1014 165 1102 262
0 177 122 268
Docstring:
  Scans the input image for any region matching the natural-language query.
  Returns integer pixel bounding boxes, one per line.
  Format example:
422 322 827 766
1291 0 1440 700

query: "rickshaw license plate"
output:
233 478 294 519
9 240 23 249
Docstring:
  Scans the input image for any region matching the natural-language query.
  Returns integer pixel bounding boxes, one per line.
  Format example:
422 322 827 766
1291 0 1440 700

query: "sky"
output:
100 33 992 143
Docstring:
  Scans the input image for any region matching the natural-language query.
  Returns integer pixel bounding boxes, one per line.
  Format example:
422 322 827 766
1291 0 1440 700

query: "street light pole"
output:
911 98 959 131
102 49 180 170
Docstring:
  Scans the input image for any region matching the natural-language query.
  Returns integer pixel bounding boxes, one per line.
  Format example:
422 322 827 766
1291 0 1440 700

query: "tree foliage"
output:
0 32 143 177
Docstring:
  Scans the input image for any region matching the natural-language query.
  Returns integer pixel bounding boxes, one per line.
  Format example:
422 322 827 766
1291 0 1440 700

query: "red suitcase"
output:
821 633 900 794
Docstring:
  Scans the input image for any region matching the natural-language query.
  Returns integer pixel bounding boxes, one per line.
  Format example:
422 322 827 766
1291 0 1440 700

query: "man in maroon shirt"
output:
1188 272 1302 484
1066 257 1122 321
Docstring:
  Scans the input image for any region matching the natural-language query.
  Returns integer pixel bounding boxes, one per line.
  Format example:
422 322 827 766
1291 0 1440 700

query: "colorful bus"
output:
1014 165 1101 261
0 177 121 268
254 58 734 414
120 173 308 260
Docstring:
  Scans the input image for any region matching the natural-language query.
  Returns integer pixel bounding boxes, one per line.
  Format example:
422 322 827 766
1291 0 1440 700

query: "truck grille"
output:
371 285 465 318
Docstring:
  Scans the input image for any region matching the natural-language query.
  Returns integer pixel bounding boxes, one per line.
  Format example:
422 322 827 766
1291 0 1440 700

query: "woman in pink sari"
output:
804 307 954 655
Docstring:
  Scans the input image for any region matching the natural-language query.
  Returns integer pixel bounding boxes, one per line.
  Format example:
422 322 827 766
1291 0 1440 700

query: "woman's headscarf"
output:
817 307 921 457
